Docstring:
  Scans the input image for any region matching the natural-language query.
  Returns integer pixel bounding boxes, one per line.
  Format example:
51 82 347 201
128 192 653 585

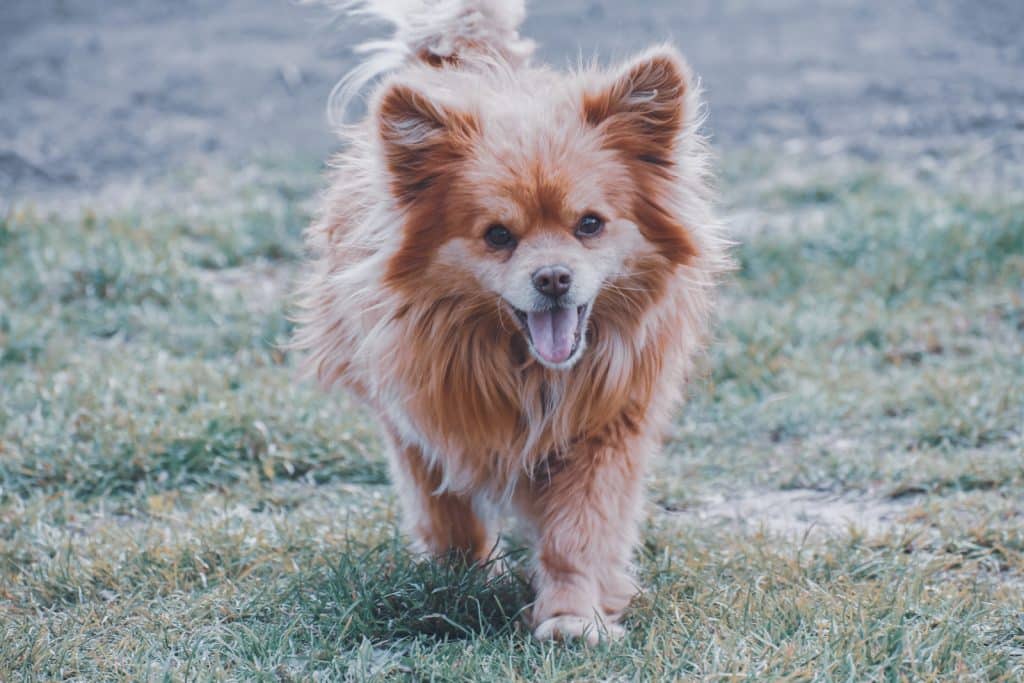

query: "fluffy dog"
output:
293 0 728 644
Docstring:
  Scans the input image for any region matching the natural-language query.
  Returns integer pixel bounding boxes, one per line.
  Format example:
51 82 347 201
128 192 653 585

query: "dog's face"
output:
375 49 697 369
432 131 655 369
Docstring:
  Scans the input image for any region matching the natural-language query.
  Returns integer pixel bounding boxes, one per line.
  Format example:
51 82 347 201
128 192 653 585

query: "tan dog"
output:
293 0 728 644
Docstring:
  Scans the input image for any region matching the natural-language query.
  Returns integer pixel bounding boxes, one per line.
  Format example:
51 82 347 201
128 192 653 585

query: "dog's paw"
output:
533 615 625 646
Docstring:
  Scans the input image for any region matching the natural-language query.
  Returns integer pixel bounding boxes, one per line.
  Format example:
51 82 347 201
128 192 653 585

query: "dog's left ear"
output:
583 47 691 164
585 48 699 265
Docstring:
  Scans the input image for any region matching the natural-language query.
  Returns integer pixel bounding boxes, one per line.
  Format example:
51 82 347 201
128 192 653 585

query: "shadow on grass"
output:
263 537 534 646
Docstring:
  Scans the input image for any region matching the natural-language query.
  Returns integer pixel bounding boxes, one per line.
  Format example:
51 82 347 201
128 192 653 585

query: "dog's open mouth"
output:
513 304 589 367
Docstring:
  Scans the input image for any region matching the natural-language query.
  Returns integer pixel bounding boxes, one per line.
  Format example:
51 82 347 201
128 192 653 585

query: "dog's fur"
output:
293 0 729 643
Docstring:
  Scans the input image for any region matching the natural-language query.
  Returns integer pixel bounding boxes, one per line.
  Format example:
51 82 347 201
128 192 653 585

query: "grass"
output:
1 152 1022 680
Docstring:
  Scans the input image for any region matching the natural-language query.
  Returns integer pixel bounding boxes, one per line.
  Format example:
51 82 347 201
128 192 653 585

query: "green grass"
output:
1 155 1022 680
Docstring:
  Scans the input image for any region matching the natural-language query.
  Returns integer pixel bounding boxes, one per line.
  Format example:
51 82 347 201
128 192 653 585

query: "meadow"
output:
1 150 1022 680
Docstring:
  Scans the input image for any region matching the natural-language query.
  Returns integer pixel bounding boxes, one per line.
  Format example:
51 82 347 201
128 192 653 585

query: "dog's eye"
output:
484 224 516 249
576 214 605 238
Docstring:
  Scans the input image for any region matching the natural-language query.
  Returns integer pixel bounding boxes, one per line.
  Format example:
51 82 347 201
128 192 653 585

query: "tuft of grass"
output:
247 538 533 645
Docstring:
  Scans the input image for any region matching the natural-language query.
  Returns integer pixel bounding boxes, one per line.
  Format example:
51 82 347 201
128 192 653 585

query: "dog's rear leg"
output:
387 436 494 564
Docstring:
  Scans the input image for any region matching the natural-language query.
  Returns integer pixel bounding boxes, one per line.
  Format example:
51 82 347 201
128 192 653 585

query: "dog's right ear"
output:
376 83 478 204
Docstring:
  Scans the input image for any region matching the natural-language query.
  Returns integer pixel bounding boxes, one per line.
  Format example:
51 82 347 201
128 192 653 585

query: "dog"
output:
293 0 729 644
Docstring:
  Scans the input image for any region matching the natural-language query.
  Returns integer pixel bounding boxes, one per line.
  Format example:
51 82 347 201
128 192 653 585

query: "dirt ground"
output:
3 0 1023 199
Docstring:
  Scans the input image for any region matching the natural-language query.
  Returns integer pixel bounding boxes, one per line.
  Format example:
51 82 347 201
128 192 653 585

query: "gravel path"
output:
2 0 1022 197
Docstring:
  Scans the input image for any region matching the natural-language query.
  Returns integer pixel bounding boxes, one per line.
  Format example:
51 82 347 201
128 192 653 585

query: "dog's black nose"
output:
532 265 573 298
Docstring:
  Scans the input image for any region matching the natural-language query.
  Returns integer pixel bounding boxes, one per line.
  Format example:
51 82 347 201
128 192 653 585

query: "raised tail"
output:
320 0 535 124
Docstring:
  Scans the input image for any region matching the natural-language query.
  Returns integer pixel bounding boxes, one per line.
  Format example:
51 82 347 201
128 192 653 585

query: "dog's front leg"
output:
517 429 652 644
386 429 494 564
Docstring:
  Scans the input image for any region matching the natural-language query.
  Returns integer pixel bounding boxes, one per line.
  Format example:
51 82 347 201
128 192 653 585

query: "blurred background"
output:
3 0 1023 198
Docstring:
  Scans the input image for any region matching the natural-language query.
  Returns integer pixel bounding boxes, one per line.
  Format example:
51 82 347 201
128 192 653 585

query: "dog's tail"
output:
320 0 535 124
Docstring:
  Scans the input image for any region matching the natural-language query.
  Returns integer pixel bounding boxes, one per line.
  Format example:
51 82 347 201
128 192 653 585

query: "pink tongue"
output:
526 307 579 364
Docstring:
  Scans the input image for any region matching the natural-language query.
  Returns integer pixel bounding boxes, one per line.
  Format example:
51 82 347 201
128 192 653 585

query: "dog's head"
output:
374 48 698 370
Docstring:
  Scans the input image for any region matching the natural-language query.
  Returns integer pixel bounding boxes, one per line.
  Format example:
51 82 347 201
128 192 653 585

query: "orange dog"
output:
293 0 728 643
